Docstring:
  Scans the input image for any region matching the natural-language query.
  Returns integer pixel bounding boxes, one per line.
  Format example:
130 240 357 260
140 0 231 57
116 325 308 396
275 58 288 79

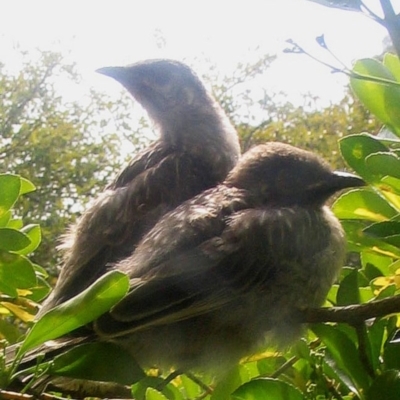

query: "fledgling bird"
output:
89 142 365 371
39 59 240 315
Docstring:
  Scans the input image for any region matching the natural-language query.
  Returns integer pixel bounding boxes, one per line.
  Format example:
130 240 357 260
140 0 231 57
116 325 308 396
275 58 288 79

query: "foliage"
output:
0 174 50 361
2 0 400 397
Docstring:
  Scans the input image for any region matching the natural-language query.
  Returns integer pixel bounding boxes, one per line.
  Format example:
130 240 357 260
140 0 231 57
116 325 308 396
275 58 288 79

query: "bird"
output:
85 141 365 372
38 59 240 316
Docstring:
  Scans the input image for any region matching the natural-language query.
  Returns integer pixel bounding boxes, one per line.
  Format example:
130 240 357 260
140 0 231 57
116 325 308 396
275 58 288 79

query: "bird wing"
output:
93 208 280 338
48 148 216 311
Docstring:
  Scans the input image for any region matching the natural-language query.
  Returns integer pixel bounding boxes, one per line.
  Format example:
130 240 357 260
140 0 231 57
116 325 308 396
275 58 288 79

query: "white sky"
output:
0 0 395 106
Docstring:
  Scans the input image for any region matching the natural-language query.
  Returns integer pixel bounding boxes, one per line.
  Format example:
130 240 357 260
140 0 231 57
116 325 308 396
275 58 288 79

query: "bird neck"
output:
159 100 240 181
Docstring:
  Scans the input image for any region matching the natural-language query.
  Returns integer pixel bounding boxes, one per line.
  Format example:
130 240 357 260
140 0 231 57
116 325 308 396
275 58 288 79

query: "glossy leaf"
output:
339 134 389 181
232 378 304 400
0 318 21 344
341 220 400 259
18 270 129 355
0 175 21 218
351 58 400 135
337 268 360 305
15 225 41 255
0 228 31 251
333 189 397 221
49 342 145 385
19 177 36 195
384 53 400 83
0 253 37 296
364 221 400 247
145 388 169 400
212 365 251 400
366 152 400 179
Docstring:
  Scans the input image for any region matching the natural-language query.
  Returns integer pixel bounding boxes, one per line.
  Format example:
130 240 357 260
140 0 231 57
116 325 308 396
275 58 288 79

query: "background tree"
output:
0 50 148 273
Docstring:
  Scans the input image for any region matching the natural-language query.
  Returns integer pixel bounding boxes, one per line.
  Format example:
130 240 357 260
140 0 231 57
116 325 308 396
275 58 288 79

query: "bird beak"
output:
96 66 127 80
332 171 366 190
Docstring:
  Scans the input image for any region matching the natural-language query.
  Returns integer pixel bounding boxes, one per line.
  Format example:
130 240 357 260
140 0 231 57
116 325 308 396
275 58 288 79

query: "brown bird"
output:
39 59 240 315
89 142 365 372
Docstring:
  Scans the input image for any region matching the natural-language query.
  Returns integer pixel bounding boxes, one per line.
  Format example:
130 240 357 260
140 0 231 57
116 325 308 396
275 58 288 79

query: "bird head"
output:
225 142 365 207
97 59 209 123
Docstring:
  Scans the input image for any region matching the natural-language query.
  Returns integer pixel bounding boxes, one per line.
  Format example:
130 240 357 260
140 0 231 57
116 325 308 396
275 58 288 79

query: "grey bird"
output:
39 59 240 315
88 142 365 372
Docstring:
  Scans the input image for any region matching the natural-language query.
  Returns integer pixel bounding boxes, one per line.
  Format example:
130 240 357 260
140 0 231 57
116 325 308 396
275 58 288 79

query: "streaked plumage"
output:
39 59 240 315
88 142 365 371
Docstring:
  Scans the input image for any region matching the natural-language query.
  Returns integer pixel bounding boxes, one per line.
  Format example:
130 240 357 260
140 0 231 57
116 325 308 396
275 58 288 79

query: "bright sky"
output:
0 0 393 106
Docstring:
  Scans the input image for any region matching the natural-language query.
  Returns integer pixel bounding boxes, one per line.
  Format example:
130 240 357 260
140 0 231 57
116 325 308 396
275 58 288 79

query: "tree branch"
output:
380 0 400 58
300 295 400 324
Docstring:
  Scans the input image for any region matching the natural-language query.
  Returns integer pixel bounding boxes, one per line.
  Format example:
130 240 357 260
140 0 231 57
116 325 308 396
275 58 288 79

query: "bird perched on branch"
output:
39 59 240 315
90 142 365 371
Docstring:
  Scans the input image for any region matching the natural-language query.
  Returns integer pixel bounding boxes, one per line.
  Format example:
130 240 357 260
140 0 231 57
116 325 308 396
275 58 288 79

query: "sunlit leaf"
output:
19 177 36 195
145 388 169 400
0 318 21 344
0 228 31 251
341 220 400 259
333 189 397 221
351 58 400 135
15 225 41 255
1 302 35 322
18 270 129 355
339 134 389 181
0 253 37 296
384 53 400 82
0 175 20 218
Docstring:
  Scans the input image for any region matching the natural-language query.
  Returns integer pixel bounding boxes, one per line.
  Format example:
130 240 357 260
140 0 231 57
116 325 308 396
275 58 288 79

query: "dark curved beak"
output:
332 171 366 190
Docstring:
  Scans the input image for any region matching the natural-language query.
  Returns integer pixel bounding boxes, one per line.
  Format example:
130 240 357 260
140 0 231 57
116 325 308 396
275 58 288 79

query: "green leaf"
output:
18 270 129 355
15 225 41 255
366 370 400 400
383 330 400 370
25 276 52 302
333 189 397 221
312 324 371 392
19 177 36 195
49 342 145 385
337 268 360 305
0 228 31 251
341 220 400 259
0 253 37 296
366 152 400 179
145 388 169 400
212 365 251 400
180 374 201 399
132 380 182 400
0 211 11 228
364 221 400 247
368 318 386 371
232 378 304 400
0 175 21 218
339 134 389 182
384 53 400 82
0 318 22 344
351 59 400 135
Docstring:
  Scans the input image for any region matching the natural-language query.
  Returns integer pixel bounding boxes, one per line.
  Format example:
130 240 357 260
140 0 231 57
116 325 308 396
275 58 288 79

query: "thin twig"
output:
300 295 400 324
